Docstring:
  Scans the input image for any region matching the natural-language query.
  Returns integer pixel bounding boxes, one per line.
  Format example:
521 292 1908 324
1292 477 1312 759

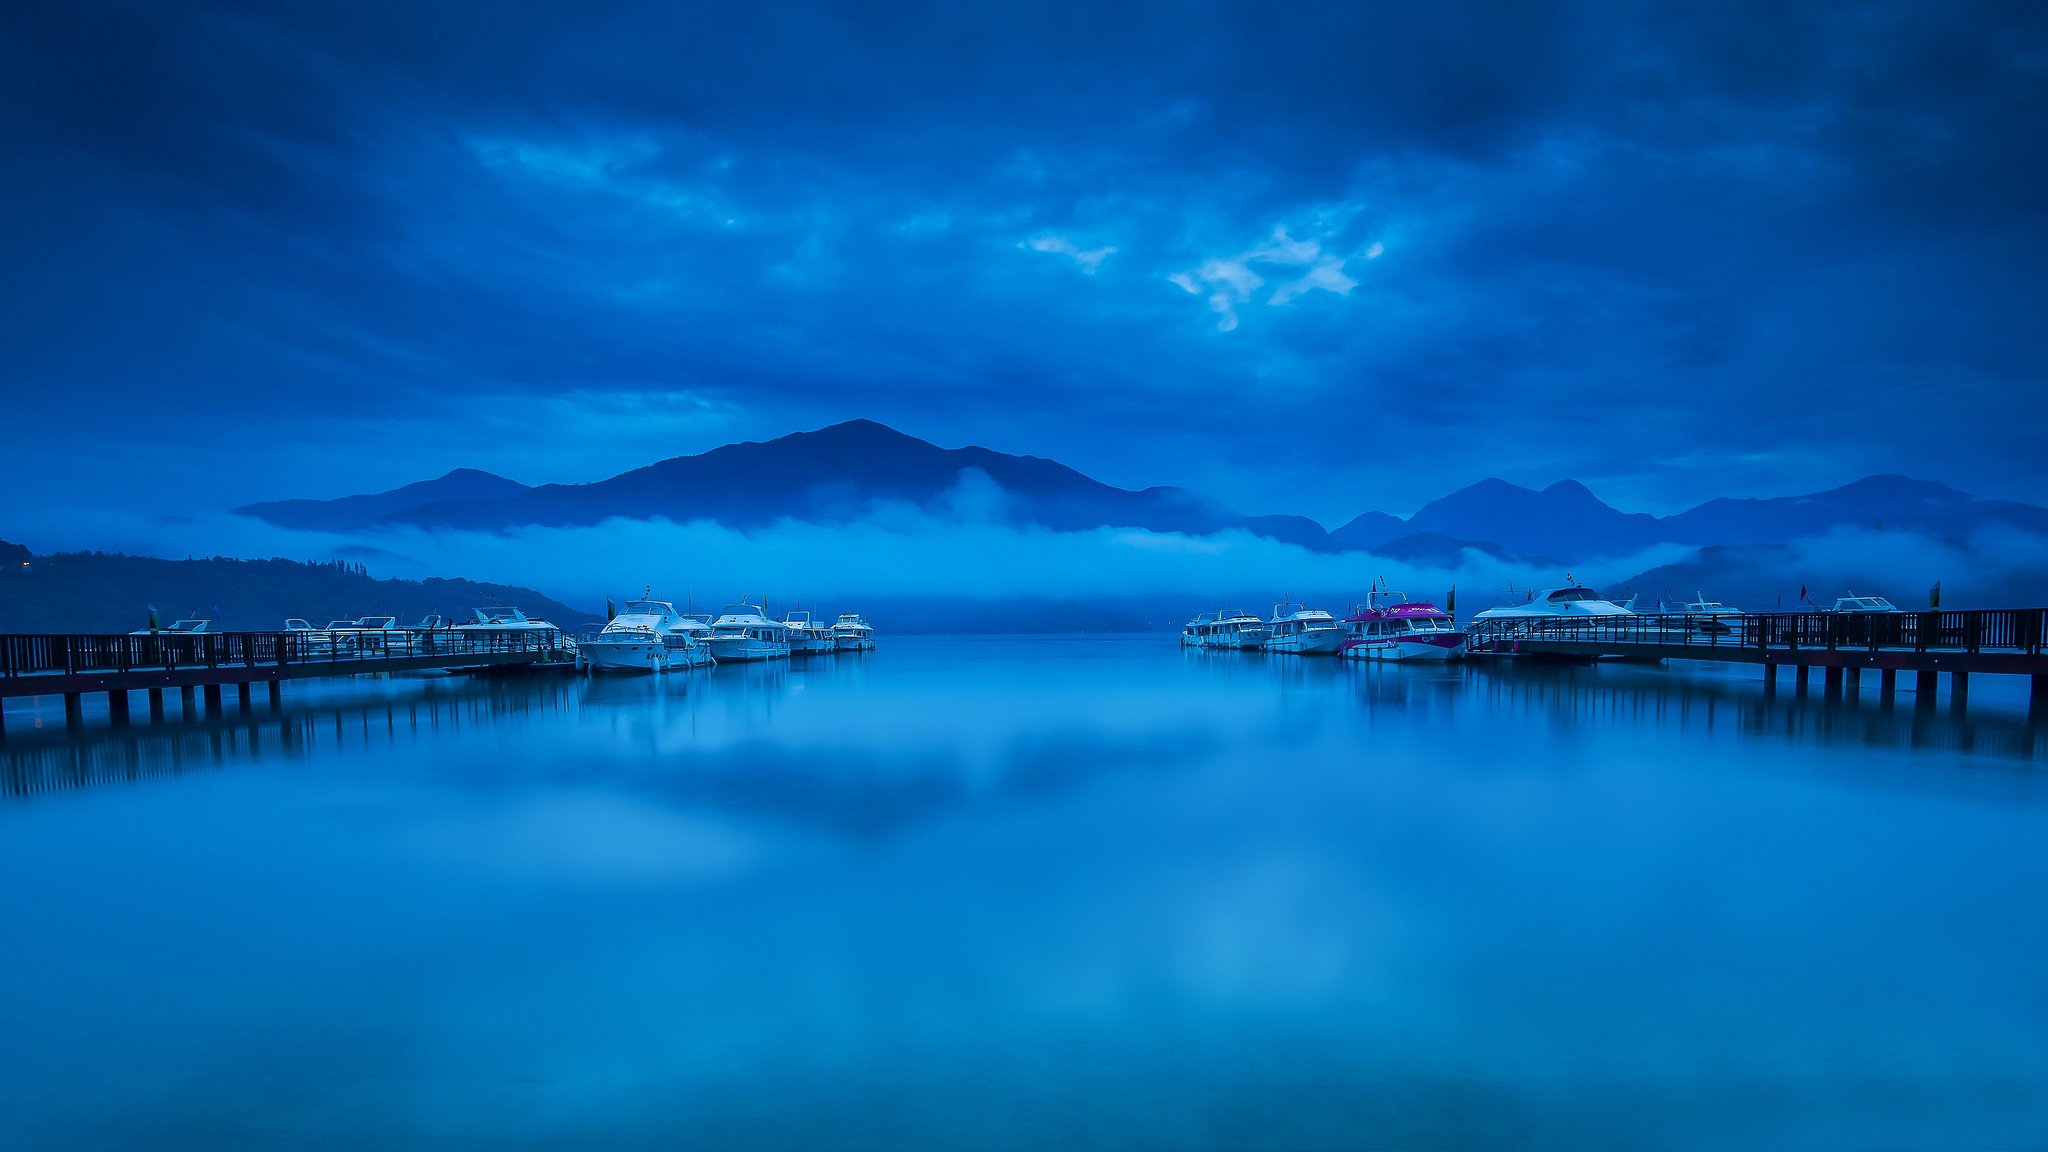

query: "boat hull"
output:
1264 629 1344 655
582 638 669 674
706 637 791 662
834 635 875 652
1342 633 1465 662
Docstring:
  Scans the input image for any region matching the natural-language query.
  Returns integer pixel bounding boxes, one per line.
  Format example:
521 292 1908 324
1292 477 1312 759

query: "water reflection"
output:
3 639 2048 1148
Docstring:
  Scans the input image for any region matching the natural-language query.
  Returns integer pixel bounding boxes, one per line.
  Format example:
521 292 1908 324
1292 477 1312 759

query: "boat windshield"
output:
1548 587 1598 603
358 617 397 629
168 620 208 632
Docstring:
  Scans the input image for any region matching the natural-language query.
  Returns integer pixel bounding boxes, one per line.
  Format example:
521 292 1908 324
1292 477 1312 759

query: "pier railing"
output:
1466 608 2048 656
0 629 563 682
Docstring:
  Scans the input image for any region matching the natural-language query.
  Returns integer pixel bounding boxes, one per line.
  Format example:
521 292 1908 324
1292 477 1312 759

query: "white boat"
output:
130 617 213 636
1651 591 1743 635
781 611 836 655
705 601 792 662
454 607 565 650
1262 600 1344 655
658 613 715 668
583 600 688 674
1182 609 1269 650
830 612 876 652
1826 593 1898 614
1470 585 1637 632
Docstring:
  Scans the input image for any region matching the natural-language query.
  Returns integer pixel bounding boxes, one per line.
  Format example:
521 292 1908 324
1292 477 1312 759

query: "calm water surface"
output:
3 637 2046 1149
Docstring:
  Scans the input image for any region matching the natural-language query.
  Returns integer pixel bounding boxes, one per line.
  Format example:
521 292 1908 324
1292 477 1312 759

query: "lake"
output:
3 637 2046 1149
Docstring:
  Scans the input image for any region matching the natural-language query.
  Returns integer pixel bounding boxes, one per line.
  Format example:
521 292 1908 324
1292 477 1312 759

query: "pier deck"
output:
0 631 564 734
1466 608 2048 707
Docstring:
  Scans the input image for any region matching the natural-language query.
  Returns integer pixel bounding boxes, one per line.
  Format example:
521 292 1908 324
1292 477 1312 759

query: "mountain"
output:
240 420 1337 549
230 421 2048 574
1398 479 1665 559
235 468 530 532
1327 510 1405 551
1660 474 2048 546
0 548 597 633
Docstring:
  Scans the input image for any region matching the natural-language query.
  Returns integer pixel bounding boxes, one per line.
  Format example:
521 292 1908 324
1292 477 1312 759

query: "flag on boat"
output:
1446 585 1456 616
1929 581 1942 609
605 597 616 621
1799 584 1808 604
147 606 159 634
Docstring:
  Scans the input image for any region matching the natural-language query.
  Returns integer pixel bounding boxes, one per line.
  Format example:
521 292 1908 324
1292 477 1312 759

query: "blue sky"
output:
4 1 2045 527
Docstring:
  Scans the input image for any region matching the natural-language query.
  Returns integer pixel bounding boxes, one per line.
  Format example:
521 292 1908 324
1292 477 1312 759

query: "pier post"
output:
64 692 84 731
2032 675 2048 727
1915 670 1938 709
108 690 130 727
1795 664 1810 697
179 685 197 719
236 682 251 714
1879 669 1897 707
1823 666 1844 698
268 681 282 711
1845 667 1860 692
148 689 165 722
0 704 7 738
1950 671 1969 715
1762 664 1777 697
202 684 223 717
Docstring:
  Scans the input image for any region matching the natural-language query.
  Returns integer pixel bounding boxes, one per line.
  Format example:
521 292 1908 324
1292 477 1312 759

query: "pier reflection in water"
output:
2 638 2046 1150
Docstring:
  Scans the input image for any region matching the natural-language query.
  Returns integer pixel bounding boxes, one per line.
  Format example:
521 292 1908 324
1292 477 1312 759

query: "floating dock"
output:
0 631 568 735
1467 607 2048 712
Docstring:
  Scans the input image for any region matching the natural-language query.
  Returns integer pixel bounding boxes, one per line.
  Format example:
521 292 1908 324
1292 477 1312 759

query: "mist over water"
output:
4 641 2047 1149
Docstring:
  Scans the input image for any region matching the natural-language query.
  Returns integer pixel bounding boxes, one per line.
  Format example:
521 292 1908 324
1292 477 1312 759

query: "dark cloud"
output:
2 1 2043 523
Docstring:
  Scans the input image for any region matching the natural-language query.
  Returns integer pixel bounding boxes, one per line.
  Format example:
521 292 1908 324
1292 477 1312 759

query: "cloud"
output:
1170 227 1374 329
1024 234 1117 273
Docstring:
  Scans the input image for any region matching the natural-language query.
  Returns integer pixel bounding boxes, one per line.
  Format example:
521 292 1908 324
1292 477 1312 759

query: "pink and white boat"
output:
1340 591 1465 662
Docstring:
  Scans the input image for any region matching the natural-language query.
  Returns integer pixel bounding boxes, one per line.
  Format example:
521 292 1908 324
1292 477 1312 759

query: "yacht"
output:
1651 591 1743 635
705 601 792 662
583 600 687 674
781 610 835 655
129 616 214 637
660 613 716 667
1826 592 1898 614
830 613 876 652
454 607 565 647
1470 585 1637 632
1182 609 1269 650
1262 600 1344 655
1341 592 1465 661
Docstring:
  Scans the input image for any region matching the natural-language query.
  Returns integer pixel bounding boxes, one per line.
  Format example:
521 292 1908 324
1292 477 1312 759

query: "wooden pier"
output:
1467 608 2048 712
0 630 566 736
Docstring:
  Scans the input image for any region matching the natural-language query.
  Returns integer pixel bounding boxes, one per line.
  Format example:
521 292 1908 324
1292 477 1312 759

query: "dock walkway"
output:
0 630 563 734
1467 607 2048 709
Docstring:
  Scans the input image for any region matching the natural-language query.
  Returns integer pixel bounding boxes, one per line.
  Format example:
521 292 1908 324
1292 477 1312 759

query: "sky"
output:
4 0 2046 530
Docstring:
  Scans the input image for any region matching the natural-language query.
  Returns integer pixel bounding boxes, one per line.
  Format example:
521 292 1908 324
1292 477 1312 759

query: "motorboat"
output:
830 612 876 652
129 617 213 636
781 610 835 655
1470 585 1637 632
1341 592 1464 661
1262 599 1344 655
454 607 565 651
1182 609 1269 650
1650 591 1743 636
705 600 792 662
1826 593 1898 614
582 600 687 674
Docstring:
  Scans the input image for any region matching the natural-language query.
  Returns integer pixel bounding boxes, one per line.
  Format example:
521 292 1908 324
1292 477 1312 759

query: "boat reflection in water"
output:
4 638 2048 1150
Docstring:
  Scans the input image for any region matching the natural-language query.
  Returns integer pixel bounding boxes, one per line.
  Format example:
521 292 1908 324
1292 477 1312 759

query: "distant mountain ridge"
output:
232 420 2048 564
238 468 531 532
0 546 596 633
